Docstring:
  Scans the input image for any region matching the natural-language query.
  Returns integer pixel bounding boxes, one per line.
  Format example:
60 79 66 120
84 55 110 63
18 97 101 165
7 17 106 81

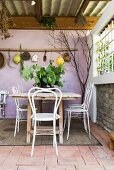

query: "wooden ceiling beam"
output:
35 0 42 22
7 16 99 30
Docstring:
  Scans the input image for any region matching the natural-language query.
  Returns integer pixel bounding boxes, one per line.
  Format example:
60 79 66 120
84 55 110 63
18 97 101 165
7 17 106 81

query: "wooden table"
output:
10 92 81 144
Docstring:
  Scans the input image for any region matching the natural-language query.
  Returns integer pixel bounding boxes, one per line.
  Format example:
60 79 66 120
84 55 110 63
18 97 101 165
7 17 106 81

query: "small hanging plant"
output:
40 17 56 30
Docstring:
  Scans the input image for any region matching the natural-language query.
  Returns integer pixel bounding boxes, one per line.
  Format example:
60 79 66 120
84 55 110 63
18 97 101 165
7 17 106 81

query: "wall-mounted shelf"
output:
0 48 77 52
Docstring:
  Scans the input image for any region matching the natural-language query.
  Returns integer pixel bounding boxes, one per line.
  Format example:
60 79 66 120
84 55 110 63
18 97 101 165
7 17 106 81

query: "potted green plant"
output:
40 17 56 30
21 60 64 88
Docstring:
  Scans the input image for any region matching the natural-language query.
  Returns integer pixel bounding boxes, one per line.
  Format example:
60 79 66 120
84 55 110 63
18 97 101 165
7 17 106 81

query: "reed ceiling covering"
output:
0 0 111 30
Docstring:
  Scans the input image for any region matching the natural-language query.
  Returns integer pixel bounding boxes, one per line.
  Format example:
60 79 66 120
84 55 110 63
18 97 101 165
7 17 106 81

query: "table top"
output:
10 92 81 100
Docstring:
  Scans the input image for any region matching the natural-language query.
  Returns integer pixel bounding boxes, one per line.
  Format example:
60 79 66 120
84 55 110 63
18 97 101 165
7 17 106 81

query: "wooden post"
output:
27 101 32 143
59 100 63 144
109 133 114 149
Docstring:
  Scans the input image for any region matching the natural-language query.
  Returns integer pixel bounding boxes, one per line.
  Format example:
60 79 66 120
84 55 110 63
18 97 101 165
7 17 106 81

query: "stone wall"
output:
97 84 114 132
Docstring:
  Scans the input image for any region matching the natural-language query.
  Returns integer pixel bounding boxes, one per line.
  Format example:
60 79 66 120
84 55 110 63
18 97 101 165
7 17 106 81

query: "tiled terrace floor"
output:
0 123 113 170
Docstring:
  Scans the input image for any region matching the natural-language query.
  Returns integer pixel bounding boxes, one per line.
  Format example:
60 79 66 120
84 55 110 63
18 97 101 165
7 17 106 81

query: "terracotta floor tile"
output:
45 156 57 165
76 165 105 170
2 156 20 166
0 164 18 170
58 146 79 151
0 147 13 156
45 146 57 156
17 156 44 166
58 158 84 166
58 150 78 160
18 166 46 170
47 165 76 170
90 146 110 159
104 166 114 170
21 146 46 157
97 159 114 166
10 146 24 156
0 155 8 166
78 146 91 153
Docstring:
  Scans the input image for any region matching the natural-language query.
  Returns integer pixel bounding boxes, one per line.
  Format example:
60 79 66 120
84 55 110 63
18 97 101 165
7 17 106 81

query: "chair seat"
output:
65 107 87 113
68 104 83 108
0 102 4 105
33 113 60 121
18 108 28 112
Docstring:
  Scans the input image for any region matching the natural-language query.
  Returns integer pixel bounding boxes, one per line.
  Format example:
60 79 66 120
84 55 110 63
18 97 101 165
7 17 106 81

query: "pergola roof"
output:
0 0 111 30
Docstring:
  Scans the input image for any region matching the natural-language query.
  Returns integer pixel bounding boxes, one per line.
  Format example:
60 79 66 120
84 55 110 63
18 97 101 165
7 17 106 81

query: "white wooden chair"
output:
12 86 27 137
64 83 93 140
0 90 9 117
27 87 41 126
28 87 62 157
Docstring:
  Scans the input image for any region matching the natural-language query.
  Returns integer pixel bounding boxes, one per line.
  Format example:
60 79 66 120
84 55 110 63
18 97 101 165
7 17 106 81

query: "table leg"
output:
59 100 63 144
27 102 32 143
39 100 42 112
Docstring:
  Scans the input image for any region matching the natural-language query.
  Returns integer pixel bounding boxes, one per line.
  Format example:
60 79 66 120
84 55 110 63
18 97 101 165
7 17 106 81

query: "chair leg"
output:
2 105 5 116
67 111 71 140
17 119 20 132
14 118 18 137
53 120 58 156
31 121 36 157
64 113 67 130
83 113 87 133
87 112 91 139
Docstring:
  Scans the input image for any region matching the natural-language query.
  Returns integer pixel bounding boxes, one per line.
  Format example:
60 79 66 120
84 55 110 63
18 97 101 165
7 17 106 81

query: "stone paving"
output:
0 123 113 170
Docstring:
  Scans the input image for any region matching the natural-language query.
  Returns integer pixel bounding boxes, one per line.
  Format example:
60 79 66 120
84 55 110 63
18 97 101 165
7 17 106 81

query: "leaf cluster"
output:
41 17 56 30
22 62 64 87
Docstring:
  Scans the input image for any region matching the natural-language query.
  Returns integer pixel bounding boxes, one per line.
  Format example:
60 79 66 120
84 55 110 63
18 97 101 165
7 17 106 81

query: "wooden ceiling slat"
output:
35 0 42 21
90 0 111 1
9 0 18 15
90 1 108 16
76 0 90 18
42 0 52 16
12 1 24 15
50 0 61 16
66 0 73 16
22 1 29 15
58 0 72 16
84 1 99 16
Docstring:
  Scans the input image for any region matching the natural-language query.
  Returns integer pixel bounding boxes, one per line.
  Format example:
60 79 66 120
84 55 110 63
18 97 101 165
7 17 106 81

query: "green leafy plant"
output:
96 41 109 75
21 62 64 87
41 17 56 30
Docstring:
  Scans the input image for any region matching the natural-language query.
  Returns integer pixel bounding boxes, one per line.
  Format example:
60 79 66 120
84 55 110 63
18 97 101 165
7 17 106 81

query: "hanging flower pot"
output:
13 53 21 64
21 51 31 61
63 53 71 62
56 56 64 65
0 52 5 69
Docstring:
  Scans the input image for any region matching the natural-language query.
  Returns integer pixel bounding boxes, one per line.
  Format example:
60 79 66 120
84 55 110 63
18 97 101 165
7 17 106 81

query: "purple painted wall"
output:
0 30 87 118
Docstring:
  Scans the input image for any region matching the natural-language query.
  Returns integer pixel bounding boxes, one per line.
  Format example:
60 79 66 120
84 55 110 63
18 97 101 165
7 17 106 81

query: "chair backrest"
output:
28 87 62 119
12 86 20 109
28 87 42 116
0 90 8 104
83 83 93 110
16 82 23 93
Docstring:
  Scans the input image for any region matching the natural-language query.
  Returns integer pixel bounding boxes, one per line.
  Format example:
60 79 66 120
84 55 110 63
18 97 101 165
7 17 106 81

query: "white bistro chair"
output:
12 86 27 137
28 87 62 157
64 83 93 140
0 90 9 117
27 87 41 126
